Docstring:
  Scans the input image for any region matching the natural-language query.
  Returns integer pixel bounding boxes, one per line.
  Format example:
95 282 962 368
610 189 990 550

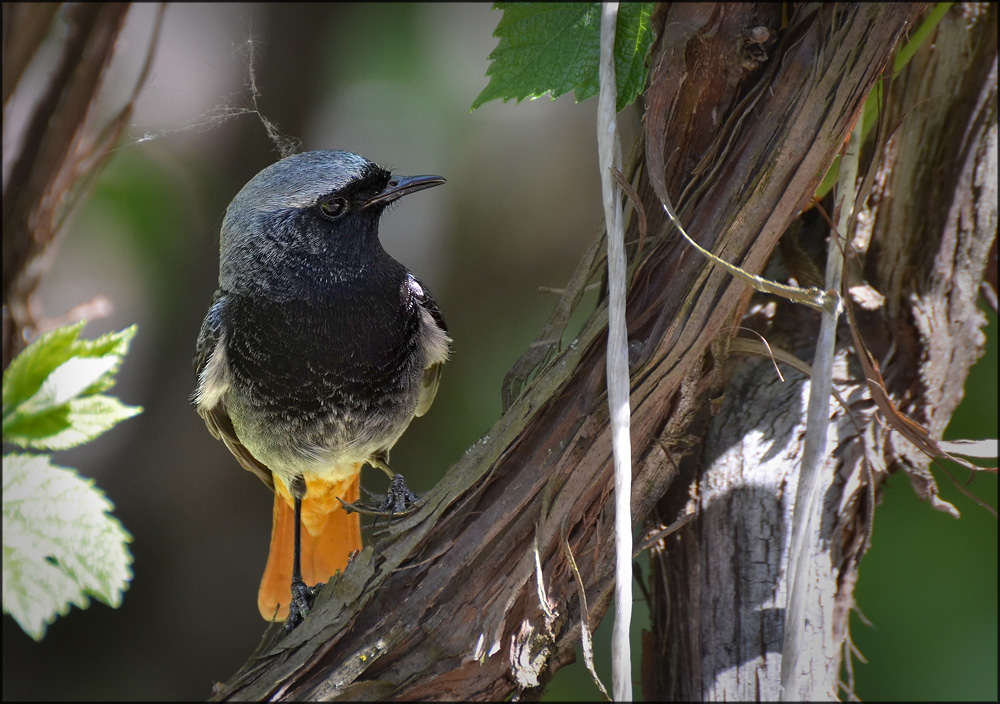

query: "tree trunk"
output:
646 3 997 701
212 3 996 700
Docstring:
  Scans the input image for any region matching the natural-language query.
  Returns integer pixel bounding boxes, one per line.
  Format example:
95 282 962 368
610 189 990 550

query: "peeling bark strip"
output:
213 3 996 701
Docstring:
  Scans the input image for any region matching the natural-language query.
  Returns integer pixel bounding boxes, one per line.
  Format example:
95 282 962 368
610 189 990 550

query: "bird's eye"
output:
318 196 349 220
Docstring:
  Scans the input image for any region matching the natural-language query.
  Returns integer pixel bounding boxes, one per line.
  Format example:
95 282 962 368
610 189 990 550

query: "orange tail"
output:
258 470 362 621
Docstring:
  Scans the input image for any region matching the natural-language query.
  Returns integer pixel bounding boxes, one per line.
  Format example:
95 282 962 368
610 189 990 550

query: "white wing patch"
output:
418 305 451 366
408 274 451 366
195 337 231 411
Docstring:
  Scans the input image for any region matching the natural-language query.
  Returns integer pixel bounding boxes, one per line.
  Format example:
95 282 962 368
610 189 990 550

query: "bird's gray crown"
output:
218 150 390 297
224 150 382 228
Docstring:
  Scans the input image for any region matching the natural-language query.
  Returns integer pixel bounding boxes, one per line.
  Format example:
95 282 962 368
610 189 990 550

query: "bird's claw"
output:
285 578 321 632
338 473 419 521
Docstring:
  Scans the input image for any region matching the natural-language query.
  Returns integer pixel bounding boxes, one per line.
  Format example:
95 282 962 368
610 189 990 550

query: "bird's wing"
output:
194 291 274 491
408 274 450 418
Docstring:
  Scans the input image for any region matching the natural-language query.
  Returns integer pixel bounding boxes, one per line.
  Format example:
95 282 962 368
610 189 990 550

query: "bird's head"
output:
219 150 444 299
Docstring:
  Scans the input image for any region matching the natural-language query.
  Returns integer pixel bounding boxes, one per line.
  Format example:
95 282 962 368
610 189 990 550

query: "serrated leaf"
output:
2 453 133 641
17 357 119 416
69 325 137 397
1 406 72 447
2 323 139 449
4 395 143 451
2 322 86 415
471 2 655 112
614 2 653 108
3 324 136 412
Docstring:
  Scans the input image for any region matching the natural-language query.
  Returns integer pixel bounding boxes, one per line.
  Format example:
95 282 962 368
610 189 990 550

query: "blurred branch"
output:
1 3 60 105
2 3 164 369
210 3 995 701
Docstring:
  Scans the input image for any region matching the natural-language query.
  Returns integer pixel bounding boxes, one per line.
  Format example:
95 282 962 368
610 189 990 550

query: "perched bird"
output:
194 150 449 625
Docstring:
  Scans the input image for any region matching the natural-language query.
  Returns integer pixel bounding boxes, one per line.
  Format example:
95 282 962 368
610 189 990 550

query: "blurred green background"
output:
3 4 995 700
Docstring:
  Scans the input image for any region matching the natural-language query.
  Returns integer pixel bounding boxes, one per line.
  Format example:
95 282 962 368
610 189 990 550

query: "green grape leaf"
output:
472 2 655 112
4 395 142 451
2 453 133 641
2 324 140 449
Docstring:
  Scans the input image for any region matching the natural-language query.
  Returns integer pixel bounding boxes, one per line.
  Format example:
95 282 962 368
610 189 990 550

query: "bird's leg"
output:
285 475 318 632
369 451 419 517
380 473 419 517
338 451 419 520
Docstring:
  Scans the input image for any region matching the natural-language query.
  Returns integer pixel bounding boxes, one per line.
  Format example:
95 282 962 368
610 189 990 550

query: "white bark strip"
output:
780 123 857 700
597 3 631 701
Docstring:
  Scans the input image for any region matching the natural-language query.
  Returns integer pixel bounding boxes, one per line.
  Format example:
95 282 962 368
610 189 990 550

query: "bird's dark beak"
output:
365 174 446 208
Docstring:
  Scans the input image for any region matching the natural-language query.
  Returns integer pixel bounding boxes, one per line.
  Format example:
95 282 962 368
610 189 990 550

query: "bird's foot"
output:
380 473 419 516
338 473 419 521
284 578 321 632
